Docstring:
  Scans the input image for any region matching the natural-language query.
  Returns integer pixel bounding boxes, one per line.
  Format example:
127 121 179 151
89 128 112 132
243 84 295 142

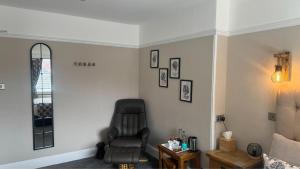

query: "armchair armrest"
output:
107 127 118 144
138 127 150 149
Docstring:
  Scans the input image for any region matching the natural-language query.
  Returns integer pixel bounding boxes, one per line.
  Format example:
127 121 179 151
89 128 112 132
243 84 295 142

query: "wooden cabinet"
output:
207 150 262 169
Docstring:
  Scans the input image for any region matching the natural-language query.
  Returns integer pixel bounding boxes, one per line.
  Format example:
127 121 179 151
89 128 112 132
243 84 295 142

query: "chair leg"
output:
119 164 127 169
129 164 135 169
119 164 135 169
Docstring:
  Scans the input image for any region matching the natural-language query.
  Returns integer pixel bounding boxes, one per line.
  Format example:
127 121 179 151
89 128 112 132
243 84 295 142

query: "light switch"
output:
0 84 5 90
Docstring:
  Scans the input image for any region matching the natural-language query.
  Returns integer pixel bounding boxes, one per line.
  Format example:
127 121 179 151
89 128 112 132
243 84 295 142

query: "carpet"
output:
40 155 158 169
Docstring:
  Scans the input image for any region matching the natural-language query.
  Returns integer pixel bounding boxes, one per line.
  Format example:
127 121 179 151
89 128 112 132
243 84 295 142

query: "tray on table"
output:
161 143 189 153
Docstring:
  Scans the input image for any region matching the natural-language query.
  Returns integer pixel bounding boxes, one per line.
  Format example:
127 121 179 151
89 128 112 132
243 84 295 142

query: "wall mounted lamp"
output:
271 51 291 83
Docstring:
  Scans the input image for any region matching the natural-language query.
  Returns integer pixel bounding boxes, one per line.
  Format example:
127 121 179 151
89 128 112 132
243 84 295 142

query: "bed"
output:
265 89 300 168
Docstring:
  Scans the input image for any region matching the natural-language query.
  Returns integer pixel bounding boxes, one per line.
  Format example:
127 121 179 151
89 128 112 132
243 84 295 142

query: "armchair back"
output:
110 99 147 137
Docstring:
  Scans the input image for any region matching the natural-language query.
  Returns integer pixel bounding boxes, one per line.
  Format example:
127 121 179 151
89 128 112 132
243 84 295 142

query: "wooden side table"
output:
157 144 201 169
206 150 263 169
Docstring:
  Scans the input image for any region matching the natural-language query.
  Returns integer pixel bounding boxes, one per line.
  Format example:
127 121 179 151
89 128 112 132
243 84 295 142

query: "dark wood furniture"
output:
157 144 201 169
162 157 177 169
206 150 263 169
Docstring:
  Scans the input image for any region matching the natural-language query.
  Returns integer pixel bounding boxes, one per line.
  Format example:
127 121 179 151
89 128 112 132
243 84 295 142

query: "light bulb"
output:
271 65 283 83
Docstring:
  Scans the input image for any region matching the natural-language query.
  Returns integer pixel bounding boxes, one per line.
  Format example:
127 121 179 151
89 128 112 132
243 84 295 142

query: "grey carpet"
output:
40 155 158 169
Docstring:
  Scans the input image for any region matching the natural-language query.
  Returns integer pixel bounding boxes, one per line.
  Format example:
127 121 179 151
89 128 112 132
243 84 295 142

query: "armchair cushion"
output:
138 127 150 146
111 136 142 148
107 127 119 144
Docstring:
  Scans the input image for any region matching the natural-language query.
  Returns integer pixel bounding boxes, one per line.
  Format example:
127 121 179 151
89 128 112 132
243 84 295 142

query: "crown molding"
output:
139 29 216 48
1 18 300 48
219 18 300 37
0 148 96 169
2 30 215 49
0 33 140 48
140 18 300 48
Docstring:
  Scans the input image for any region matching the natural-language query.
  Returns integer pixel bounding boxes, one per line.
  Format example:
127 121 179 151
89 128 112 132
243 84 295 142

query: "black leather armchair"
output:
107 99 150 152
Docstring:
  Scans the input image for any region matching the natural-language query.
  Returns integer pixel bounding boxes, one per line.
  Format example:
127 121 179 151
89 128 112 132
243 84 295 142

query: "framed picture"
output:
159 68 168 88
180 80 193 103
169 58 181 79
150 50 159 68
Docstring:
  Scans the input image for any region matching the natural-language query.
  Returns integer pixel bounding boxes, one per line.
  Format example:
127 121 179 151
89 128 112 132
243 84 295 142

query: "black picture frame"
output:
150 50 159 68
180 80 193 103
169 58 181 79
159 68 168 88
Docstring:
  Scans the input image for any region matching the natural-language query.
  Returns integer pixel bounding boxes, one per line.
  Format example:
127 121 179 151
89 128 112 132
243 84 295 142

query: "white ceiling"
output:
0 0 206 24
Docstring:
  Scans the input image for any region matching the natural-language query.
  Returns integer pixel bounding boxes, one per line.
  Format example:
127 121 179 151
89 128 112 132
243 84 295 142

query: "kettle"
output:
188 136 198 152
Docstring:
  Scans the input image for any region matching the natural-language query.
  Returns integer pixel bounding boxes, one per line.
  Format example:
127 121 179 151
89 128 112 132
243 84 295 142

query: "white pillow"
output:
264 154 300 169
269 133 300 166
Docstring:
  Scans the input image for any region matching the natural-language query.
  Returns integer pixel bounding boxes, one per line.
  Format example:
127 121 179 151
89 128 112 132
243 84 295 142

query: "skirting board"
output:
0 148 97 169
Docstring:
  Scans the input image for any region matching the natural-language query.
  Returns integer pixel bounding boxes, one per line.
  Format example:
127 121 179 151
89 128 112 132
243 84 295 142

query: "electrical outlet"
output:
0 83 5 90
268 112 276 121
216 115 225 122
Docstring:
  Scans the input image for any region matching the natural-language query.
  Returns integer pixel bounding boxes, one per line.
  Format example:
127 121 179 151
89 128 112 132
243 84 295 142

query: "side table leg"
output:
178 159 185 169
194 156 201 169
129 164 135 169
159 150 163 169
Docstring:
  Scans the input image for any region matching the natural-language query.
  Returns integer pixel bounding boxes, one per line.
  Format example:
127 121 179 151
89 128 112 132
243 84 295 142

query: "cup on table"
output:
181 143 188 151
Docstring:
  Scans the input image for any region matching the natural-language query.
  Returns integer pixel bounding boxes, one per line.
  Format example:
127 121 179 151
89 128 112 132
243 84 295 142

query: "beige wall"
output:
225 25 300 153
139 36 214 166
3 24 300 166
0 37 139 164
